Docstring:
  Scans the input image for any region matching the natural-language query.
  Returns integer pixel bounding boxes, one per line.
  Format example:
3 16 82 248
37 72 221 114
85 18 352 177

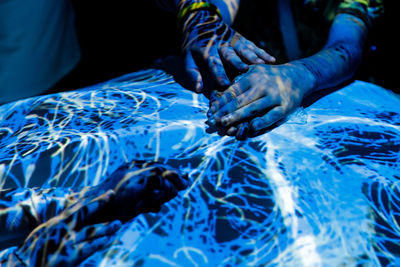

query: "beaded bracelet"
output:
177 1 222 27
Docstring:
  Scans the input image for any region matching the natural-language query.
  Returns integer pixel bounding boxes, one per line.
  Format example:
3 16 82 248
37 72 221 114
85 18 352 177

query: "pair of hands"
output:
206 63 313 139
182 8 313 139
181 5 275 92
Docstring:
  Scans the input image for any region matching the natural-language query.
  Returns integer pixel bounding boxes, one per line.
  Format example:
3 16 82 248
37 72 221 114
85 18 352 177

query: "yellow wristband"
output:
177 2 222 26
354 0 369 6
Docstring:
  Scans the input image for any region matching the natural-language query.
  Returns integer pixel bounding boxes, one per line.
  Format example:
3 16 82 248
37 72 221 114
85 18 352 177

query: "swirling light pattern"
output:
0 69 399 266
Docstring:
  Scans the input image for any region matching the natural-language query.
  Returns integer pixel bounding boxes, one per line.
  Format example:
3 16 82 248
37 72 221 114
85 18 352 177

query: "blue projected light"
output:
0 69 399 266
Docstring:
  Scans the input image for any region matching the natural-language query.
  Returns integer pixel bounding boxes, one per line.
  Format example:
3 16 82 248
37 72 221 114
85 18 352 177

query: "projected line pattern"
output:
0 69 399 266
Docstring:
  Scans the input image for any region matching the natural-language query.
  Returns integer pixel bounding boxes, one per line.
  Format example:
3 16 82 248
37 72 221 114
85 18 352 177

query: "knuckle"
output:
228 112 239 124
235 97 243 107
219 45 230 55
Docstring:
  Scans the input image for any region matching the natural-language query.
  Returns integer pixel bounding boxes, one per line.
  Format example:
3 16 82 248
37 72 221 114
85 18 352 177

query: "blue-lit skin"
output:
173 0 275 92
0 161 189 265
209 13 368 138
7 191 121 267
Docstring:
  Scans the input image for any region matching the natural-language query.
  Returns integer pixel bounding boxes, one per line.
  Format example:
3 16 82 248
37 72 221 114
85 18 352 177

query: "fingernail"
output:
220 79 231 88
196 81 202 93
207 118 216 126
239 64 249 72
111 220 122 228
236 122 249 140
227 127 237 136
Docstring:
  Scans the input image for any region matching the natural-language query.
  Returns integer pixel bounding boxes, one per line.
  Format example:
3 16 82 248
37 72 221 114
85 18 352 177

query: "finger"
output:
84 189 115 216
232 38 264 64
237 47 264 64
162 170 190 190
67 190 115 228
226 126 238 136
212 86 266 119
209 90 222 103
184 51 203 92
219 46 249 72
250 106 286 131
219 95 279 127
236 122 250 140
210 79 250 113
207 109 213 119
75 220 122 243
76 236 112 263
205 48 231 88
226 123 249 140
253 47 276 64
133 178 179 215
234 38 276 64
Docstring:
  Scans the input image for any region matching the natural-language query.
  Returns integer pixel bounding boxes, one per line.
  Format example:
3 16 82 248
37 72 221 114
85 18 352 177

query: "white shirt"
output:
0 0 80 104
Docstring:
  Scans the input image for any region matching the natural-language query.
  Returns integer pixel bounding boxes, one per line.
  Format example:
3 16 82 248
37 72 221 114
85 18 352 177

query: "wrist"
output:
209 0 235 25
177 1 222 29
286 61 317 96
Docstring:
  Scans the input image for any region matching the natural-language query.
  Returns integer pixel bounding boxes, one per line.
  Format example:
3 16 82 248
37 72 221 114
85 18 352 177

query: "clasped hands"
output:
181 5 275 92
206 63 315 139
181 8 314 139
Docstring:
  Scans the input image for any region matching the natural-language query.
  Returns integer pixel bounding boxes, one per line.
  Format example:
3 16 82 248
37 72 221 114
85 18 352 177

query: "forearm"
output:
293 13 368 94
173 0 240 25
0 187 77 249
0 247 23 267
209 0 240 25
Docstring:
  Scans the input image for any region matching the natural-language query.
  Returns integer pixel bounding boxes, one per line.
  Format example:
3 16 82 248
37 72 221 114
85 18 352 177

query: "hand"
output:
90 161 190 221
13 190 121 267
180 7 275 92
208 63 315 138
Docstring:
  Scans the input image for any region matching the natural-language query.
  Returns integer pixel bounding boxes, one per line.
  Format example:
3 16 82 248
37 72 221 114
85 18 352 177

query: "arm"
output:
0 161 189 265
0 187 78 250
208 12 368 137
294 13 368 94
172 0 275 92
0 161 189 250
207 0 240 25
173 0 240 25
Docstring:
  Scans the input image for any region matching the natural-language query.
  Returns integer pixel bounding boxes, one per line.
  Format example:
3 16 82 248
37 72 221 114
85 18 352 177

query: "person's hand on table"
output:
207 63 316 139
179 3 275 92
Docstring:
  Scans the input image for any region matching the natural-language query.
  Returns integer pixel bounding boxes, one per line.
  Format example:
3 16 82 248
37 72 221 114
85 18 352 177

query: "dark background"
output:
53 1 181 92
356 0 398 93
53 1 399 94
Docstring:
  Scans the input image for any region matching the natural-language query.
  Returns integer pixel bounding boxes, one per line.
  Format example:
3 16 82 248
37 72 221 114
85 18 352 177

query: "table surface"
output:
0 69 399 266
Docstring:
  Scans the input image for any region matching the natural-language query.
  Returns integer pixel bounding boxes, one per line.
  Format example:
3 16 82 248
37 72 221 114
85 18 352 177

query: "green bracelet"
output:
177 2 222 26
